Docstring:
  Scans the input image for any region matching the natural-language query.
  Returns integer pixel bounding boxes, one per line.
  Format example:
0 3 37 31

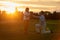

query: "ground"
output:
0 19 60 40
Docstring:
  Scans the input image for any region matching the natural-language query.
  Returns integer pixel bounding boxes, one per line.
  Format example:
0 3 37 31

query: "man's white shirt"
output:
40 15 45 22
39 15 46 25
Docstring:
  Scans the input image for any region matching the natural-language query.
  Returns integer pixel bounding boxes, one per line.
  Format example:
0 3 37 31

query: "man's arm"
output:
33 15 40 18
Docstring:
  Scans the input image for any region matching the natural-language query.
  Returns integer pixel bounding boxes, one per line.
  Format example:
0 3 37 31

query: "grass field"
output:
0 19 60 40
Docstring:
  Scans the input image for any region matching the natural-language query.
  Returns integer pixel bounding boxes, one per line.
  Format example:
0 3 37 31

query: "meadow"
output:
0 19 60 40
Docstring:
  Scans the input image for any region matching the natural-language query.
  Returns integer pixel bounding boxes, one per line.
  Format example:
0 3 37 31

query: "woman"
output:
23 7 30 34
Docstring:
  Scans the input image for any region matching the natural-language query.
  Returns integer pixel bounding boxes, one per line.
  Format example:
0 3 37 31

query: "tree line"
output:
30 11 60 20
0 10 60 20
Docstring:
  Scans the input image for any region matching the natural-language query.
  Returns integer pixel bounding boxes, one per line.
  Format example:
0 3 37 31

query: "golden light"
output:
0 1 20 14
18 8 24 12
0 1 57 13
5 7 15 14
15 0 30 1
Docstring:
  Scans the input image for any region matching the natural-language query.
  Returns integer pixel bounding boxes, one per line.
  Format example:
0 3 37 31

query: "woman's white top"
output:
23 11 30 20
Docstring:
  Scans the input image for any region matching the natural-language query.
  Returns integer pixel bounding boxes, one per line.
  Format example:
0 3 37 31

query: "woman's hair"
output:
25 7 29 11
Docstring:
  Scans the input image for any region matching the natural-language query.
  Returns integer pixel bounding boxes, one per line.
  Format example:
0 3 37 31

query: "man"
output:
35 11 50 34
23 7 30 34
39 11 50 34
39 11 46 33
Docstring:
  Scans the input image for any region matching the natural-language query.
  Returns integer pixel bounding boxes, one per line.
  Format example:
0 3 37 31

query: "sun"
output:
5 7 15 14
0 1 20 14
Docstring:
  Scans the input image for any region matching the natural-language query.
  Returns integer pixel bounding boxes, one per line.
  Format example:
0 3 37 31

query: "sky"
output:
0 0 60 12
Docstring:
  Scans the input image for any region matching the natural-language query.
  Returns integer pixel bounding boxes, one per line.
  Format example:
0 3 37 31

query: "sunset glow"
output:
0 0 60 13
0 1 20 14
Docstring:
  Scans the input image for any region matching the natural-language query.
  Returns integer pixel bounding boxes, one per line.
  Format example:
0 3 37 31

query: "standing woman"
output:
23 7 30 34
